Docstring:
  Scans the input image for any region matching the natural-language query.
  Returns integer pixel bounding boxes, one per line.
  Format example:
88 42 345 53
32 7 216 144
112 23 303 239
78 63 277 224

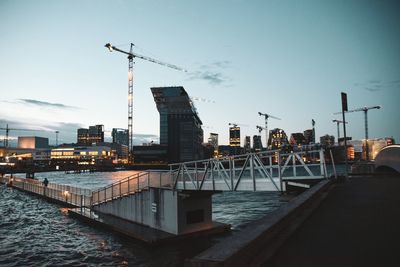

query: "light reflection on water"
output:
1 169 308 266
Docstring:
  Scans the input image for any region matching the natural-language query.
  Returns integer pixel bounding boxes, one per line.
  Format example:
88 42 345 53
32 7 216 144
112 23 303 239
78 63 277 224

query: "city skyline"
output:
1 0 399 146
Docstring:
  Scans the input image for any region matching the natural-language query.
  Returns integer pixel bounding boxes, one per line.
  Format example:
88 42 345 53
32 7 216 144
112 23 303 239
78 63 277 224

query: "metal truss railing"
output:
168 149 327 192
91 170 172 206
1 176 92 207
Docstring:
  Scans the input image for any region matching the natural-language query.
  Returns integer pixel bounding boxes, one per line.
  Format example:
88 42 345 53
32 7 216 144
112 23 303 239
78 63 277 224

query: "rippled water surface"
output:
1 171 288 266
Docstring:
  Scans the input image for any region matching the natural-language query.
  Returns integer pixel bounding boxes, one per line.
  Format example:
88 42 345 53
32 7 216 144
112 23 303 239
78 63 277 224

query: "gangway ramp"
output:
170 149 328 192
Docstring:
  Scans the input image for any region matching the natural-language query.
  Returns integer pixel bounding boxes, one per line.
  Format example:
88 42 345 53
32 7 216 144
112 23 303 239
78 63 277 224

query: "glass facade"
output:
151 86 204 163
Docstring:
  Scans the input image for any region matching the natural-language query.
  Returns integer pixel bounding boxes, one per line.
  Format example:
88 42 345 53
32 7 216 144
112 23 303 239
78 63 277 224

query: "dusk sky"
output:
1 0 399 146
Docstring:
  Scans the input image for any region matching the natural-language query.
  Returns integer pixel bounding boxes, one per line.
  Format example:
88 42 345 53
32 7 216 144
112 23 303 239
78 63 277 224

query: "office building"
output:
268 128 289 150
77 128 89 145
151 86 204 163
229 127 240 147
112 128 129 146
77 125 104 145
244 136 251 153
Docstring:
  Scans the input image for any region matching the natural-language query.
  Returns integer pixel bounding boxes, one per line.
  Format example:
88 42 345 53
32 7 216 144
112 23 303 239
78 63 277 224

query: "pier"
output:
0 149 329 244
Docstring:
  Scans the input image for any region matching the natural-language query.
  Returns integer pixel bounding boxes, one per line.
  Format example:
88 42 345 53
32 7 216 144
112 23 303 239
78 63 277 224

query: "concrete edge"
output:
186 179 333 267
69 208 231 246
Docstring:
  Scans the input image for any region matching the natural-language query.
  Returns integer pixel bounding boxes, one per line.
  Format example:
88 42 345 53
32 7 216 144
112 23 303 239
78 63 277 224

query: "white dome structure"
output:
375 145 400 173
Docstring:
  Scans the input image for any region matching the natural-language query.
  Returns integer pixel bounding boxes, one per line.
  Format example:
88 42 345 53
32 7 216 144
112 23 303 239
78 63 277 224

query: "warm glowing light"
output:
63 190 70 198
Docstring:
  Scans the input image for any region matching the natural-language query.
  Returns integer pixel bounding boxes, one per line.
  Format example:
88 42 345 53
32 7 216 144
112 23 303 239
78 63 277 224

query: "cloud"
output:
364 87 381 92
368 80 381 84
0 118 84 146
354 79 400 93
18 98 79 109
187 61 232 86
133 133 159 145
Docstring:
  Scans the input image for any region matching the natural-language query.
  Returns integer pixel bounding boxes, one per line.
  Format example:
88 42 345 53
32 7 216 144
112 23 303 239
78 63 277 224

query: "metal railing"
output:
91 170 172 206
168 149 328 192
1 176 92 207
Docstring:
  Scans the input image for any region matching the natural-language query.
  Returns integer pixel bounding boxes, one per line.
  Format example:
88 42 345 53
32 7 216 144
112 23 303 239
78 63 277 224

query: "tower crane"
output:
258 112 281 150
105 43 186 163
256 125 265 134
0 124 50 148
332 119 348 141
334 105 381 161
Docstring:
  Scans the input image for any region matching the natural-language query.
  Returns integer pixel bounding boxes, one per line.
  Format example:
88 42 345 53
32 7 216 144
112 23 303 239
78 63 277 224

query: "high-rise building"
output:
244 136 251 153
229 127 240 147
112 128 129 146
268 128 289 150
303 129 315 144
77 128 89 145
253 135 263 152
151 86 204 163
77 125 104 145
89 125 104 144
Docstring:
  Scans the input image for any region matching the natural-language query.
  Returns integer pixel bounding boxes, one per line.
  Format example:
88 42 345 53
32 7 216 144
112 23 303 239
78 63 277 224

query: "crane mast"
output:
334 105 380 161
105 42 185 164
332 119 347 141
128 44 134 163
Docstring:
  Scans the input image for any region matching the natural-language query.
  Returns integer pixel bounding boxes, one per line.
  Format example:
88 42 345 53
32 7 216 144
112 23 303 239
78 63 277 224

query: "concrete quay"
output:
187 174 400 267
266 174 400 267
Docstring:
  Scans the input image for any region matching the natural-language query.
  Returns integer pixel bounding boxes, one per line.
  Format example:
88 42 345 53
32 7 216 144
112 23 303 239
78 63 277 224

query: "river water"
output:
0 171 287 266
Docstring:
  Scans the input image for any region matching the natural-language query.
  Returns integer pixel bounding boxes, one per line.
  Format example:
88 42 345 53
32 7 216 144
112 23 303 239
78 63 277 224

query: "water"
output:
0 171 287 266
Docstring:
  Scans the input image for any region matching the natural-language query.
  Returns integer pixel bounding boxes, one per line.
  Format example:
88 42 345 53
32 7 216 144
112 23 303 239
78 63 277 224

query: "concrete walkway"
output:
266 175 400 267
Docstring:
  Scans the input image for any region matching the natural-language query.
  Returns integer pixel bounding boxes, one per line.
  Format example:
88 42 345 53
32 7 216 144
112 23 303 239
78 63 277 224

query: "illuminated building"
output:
18 136 49 149
229 126 240 155
229 127 240 147
151 86 204 163
361 138 395 161
51 146 112 160
268 128 288 150
253 135 263 152
77 125 104 145
77 128 89 145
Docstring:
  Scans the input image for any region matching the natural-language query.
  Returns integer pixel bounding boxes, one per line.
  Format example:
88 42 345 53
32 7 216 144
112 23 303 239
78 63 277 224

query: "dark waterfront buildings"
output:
151 86 204 163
